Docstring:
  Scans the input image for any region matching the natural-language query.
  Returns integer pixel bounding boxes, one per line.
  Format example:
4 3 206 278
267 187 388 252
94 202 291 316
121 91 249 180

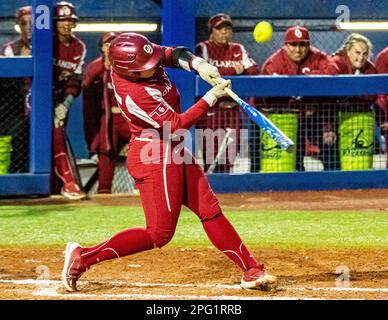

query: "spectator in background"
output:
330 33 377 170
375 47 388 167
2 6 32 57
195 13 260 173
51 1 87 200
0 6 32 173
260 26 340 171
83 32 132 193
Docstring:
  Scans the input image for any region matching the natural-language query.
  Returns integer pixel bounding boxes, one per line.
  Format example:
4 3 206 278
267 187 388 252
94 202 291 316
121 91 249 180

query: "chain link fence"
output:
193 101 387 174
0 78 29 174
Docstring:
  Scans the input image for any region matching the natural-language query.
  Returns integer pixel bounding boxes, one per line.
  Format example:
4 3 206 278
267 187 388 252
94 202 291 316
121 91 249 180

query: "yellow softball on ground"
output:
253 21 273 43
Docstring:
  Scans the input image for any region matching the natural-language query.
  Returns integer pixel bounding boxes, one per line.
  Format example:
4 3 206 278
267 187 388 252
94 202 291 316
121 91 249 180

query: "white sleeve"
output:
240 44 255 69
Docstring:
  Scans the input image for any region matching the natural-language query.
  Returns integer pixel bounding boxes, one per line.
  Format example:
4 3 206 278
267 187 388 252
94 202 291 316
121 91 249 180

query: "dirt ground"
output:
1 189 388 300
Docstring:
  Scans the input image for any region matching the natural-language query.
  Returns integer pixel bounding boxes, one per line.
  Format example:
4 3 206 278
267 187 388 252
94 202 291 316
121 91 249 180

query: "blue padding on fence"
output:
0 174 50 195
0 57 33 78
207 170 388 193
196 74 388 97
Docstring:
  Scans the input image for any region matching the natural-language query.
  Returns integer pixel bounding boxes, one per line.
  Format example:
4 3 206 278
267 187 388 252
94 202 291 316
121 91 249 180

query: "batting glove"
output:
192 57 221 86
202 79 231 107
54 117 64 128
55 103 69 121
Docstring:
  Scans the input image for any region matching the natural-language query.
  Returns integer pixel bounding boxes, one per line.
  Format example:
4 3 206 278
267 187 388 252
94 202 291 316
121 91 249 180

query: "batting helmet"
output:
16 6 32 23
54 1 78 21
108 33 163 76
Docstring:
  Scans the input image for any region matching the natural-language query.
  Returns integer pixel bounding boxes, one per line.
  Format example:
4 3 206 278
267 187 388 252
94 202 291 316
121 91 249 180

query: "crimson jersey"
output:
376 47 388 73
53 35 86 102
195 40 259 75
2 38 30 56
330 53 377 75
375 47 388 112
262 46 338 75
111 55 209 139
83 57 119 153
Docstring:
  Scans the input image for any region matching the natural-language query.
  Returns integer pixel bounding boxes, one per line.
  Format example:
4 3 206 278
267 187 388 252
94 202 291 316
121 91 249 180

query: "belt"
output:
111 106 121 114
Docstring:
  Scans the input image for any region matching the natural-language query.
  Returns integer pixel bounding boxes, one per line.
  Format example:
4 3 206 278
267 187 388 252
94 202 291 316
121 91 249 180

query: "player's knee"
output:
148 229 174 248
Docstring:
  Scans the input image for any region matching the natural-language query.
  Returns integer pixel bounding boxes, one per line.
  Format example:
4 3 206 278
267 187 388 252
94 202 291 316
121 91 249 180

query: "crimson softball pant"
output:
127 138 222 247
196 106 242 173
98 114 131 193
80 137 260 271
52 125 75 185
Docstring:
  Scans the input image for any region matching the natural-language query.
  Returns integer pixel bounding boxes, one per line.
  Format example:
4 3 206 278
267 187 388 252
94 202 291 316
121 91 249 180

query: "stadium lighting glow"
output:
15 23 158 33
74 23 158 32
338 21 388 31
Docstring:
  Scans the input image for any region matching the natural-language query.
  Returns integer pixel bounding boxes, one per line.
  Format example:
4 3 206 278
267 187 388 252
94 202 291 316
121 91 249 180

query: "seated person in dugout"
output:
375 47 388 168
195 13 260 173
83 32 131 194
330 33 378 170
259 26 340 172
0 6 32 174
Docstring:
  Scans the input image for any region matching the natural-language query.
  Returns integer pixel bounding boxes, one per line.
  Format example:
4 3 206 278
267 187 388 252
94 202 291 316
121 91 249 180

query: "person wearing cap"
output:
195 13 260 173
260 25 339 171
2 6 32 57
330 34 379 170
82 32 132 193
0 6 32 174
51 1 87 200
61 32 278 293
375 47 388 167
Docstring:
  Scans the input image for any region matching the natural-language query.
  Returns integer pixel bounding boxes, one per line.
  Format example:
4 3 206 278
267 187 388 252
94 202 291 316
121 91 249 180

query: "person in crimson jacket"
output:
195 13 260 173
51 1 87 200
82 32 132 193
61 32 278 293
375 47 388 166
330 33 377 105
260 26 340 171
330 33 378 168
1 6 32 173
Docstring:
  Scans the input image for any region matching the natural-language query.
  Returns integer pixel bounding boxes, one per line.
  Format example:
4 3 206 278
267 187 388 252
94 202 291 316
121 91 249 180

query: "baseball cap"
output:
16 6 32 22
285 26 310 43
101 32 119 45
208 13 233 30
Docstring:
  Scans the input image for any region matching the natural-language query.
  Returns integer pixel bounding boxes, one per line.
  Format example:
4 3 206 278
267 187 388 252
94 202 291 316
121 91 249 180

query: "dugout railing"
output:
0 0 52 196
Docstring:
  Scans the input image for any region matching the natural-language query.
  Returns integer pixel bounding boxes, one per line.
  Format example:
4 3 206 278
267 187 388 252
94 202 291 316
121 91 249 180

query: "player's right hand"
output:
54 117 64 128
210 79 231 98
55 103 68 120
202 79 231 107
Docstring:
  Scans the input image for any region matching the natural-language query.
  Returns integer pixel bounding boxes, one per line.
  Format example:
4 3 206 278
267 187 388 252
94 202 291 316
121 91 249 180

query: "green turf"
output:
0 205 388 248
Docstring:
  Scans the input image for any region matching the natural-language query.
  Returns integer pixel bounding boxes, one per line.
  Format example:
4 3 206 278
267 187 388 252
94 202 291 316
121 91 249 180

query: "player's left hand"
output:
55 103 69 121
196 60 221 85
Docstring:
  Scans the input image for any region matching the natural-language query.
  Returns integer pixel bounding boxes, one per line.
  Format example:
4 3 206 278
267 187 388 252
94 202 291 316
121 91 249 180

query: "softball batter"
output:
62 33 277 292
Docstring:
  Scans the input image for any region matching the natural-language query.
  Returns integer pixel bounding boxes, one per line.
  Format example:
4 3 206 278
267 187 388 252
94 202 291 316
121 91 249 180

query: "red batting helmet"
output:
54 1 78 21
108 33 163 75
16 6 32 23
285 26 310 43
98 32 120 52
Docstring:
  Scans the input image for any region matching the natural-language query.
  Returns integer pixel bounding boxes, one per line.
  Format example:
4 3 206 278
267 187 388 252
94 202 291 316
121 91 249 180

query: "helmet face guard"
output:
108 33 163 77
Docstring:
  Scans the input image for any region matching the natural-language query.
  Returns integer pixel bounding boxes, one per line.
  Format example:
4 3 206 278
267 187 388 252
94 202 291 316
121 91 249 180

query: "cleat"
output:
61 242 86 292
240 267 278 291
61 182 86 200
